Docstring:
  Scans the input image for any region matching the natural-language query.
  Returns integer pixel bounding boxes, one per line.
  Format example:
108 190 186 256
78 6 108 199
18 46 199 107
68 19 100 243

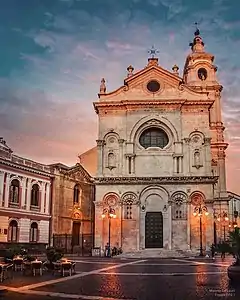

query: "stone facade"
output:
50 163 95 250
92 29 230 253
0 138 52 247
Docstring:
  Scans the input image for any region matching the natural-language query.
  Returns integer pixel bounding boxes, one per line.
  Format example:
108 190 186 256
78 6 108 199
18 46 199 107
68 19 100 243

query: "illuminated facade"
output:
0 138 52 248
92 29 230 253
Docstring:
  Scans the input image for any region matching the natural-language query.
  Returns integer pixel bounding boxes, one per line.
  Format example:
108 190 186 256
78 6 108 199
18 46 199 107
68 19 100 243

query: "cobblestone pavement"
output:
0 256 240 299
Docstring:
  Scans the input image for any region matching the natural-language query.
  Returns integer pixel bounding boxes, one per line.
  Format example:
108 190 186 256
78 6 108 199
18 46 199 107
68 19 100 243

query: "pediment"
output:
98 64 209 102
62 163 92 183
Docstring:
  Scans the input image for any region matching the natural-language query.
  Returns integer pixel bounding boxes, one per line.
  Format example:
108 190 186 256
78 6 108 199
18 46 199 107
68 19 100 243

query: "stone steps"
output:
118 249 198 258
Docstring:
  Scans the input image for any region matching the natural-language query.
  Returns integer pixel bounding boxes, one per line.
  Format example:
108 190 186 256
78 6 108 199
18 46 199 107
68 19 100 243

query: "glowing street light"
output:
193 204 208 257
101 207 116 256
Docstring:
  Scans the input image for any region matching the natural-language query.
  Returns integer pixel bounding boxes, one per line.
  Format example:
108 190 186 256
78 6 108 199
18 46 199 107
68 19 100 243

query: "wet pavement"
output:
0 256 240 299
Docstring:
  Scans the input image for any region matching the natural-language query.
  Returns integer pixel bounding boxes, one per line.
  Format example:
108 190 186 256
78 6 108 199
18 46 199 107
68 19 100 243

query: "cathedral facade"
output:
93 30 229 253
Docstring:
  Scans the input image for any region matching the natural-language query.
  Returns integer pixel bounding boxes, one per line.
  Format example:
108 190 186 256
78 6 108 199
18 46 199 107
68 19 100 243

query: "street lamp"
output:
101 207 116 253
193 204 209 257
229 221 238 230
216 211 229 241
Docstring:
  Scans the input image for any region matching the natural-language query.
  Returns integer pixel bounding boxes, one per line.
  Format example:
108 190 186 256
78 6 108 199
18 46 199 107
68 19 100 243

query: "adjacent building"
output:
0 139 95 253
50 163 95 253
0 138 52 249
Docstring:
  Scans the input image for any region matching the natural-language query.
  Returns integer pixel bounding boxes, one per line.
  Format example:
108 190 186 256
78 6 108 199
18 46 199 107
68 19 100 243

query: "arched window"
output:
9 179 20 204
31 184 40 206
73 185 81 205
171 193 187 220
30 222 38 242
139 127 169 149
8 220 18 242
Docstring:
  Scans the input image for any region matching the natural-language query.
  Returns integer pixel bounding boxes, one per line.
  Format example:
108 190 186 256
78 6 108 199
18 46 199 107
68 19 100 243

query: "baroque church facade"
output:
93 29 230 253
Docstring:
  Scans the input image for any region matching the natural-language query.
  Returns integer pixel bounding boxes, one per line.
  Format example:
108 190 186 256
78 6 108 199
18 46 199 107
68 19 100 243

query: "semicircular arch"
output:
129 115 179 144
189 191 206 205
103 192 120 207
139 185 170 205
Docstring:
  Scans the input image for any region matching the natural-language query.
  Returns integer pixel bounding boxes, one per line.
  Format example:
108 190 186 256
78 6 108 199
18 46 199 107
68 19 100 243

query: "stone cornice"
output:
94 175 218 185
93 99 214 114
0 158 54 178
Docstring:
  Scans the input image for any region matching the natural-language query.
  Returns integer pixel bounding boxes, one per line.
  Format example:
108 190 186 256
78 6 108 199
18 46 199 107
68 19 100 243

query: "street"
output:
0 256 239 300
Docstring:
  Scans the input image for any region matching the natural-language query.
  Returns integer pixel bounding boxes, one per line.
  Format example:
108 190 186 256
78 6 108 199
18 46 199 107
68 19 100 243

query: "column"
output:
131 155 135 175
96 140 104 176
204 138 212 174
0 171 5 206
40 183 45 213
18 186 22 208
136 205 140 251
184 138 191 174
187 203 191 249
4 173 10 208
179 157 183 173
26 180 31 211
168 204 172 250
45 183 50 215
173 157 177 173
94 202 103 248
215 92 222 123
118 139 124 175
21 178 27 209
218 149 227 196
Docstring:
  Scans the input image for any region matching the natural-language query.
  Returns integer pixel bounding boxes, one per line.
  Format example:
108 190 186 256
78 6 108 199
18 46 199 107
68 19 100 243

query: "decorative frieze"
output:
94 175 218 185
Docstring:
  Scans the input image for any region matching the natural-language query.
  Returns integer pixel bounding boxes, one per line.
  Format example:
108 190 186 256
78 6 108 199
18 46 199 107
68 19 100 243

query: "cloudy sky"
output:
1 0 240 192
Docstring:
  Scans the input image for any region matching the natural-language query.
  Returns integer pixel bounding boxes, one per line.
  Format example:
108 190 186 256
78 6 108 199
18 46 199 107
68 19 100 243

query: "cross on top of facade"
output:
194 22 200 36
148 45 159 58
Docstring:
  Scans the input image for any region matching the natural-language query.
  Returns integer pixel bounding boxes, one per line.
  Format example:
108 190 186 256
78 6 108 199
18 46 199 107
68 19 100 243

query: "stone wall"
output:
51 166 95 237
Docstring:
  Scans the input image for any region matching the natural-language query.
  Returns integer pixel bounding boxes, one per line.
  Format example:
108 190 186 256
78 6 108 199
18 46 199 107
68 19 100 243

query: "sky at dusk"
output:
0 0 240 192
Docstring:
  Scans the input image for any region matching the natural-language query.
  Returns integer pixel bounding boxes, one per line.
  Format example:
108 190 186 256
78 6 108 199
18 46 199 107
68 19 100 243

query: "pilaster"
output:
45 183 50 215
4 173 10 208
96 140 105 176
187 203 191 248
118 139 124 175
26 180 31 211
41 183 45 213
21 178 27 209
94 201 104 248
0 171 5 206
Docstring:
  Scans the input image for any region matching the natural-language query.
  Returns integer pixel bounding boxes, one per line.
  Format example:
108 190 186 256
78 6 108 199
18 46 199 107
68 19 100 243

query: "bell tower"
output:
183 26 228 199
183 27 218 87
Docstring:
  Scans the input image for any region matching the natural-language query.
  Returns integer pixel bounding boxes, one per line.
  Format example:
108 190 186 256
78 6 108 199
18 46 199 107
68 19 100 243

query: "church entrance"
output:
145 212 163 248
72 221 81 246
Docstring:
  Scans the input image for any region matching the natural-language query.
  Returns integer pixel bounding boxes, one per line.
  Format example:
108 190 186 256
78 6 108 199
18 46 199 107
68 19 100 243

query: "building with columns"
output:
0 137 95 252
0 137 52 248
90 29 232 254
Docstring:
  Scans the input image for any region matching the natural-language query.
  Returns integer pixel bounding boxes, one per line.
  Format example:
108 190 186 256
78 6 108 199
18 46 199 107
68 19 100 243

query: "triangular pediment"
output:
98 63 209 102
61 163 92 183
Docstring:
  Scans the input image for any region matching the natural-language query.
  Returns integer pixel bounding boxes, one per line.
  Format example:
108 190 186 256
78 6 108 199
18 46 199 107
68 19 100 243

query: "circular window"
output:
147 80 160 93
139 127 169 149
198 68 207 81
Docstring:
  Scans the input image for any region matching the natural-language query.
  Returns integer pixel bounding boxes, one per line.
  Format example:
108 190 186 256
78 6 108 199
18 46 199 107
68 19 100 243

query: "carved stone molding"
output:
204 137 212 145
183 138 191 144
96 139 105 147
121 192 139 205
94 175 218 185
118 139 125 144
103 192 119 207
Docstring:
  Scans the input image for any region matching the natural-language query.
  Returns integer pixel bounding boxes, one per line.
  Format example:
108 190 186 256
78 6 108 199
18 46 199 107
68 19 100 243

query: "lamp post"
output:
101 207 116 253
216 212 229 241
193 204 209 257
